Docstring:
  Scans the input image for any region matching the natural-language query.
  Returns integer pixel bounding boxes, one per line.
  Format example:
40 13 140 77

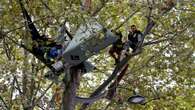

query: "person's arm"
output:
137 33 142 42
128 32 132 40
136 32 143 48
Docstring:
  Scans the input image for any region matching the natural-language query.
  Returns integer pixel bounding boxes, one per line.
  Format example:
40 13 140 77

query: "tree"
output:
0 0 194 110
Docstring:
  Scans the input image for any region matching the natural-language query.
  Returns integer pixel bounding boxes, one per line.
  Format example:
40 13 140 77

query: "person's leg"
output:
109 47 119 65
131 45 137 53
19 0 41 40
107 84 116 100
109 47 117 60
116 49 123 61
129 42 136 53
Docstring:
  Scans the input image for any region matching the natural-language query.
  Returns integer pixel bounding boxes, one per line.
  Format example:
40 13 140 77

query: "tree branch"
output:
114 9 139 30
62 21 73 40
103 102 112 110
40 0 73 40
5 35 55 71
13 75 23 95
91 0 109 17
33 82 54 107
143 38 171 46
2 38 12 60
143 22 192 47
0 96 9 110
36 104 45 110
176 8 195 12
61 68 81 110
80 51 141 110
40 0 54 15
143 7 155 36
3 15 53 35
106 64 128 100
75 92 107 104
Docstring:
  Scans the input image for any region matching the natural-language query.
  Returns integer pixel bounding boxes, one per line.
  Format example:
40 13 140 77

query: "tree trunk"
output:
61 67 80 110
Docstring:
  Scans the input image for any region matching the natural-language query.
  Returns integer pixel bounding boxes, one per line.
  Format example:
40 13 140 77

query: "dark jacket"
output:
128 30 143 45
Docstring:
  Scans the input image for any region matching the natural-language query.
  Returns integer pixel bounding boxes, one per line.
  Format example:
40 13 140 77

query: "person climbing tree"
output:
19 0 62 64
127 25 143 53
109 31 124 65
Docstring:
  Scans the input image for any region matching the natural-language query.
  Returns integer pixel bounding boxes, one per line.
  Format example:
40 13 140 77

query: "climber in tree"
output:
19 0 62 63
127 25 143 53
109 31 124 65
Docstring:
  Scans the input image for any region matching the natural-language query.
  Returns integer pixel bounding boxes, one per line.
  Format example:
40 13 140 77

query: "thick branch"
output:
106 64 128 99
61 68 80 110
91 52 139 96
75 92 107 104
6 35 55 71
80 51 141 110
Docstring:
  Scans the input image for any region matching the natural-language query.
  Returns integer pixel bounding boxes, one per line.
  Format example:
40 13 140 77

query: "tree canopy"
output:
0 0 194 110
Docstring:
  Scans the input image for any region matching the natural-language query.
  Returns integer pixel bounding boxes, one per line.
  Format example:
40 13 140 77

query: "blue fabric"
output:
48 47 61 58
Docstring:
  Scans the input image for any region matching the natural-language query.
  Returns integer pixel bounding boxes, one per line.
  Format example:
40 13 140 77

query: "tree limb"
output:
106 64 129 100
75 91 107 104
36 104 45 110
61 68 80 110
91 0 109 17
2 36 12 60
33 82 54 107
5 35 55 71
0 95 9 110
143 7 155 36
176 8 195 12
3 15 53 35
103 102 112 110
143 38 171 46
40 0 54 15
62 21 73 40
40 1 73 40
80 51 141 110
143 22 192 47
13 75 23 95
114 9 140 30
